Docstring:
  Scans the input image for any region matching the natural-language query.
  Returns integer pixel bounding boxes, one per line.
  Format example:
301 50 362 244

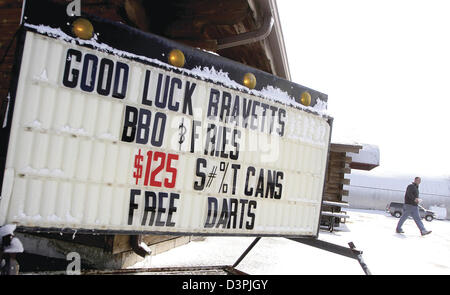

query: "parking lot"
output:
135 208 450 274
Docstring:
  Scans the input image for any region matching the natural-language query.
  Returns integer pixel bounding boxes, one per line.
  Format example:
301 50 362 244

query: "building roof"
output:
347 144 380 171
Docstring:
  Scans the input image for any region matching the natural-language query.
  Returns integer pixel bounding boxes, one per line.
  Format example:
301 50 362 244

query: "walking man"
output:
396 177 432 236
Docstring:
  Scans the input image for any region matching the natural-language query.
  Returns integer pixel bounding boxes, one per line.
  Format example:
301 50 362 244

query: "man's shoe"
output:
421 230 432 236
396 229 404 233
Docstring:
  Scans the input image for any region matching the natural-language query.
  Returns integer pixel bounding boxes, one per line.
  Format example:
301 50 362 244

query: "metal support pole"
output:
232 237 261 268
289 238 372 275
348 242 371 275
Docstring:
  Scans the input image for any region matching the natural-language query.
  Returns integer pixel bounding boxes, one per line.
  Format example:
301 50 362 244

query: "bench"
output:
321 211 350 219
321 201 350 232
322 201 349 208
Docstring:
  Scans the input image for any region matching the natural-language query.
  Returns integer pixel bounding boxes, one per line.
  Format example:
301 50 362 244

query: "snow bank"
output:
430 205 447 219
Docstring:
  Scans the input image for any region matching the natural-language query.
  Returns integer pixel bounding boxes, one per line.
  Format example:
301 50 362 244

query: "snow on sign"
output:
0 3 331 237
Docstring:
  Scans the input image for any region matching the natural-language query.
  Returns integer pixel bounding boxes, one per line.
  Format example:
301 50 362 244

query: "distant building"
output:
345 172 450 219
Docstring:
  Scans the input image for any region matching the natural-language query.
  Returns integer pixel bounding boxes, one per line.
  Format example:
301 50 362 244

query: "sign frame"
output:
0 0 332 239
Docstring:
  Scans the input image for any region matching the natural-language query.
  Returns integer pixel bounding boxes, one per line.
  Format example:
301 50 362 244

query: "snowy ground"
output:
131 209 450 275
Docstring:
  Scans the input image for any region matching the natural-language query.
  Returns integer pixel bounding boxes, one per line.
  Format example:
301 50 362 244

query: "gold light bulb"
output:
72 18 94 40
243 73 256 89
168 49 185 68
300 91 312 106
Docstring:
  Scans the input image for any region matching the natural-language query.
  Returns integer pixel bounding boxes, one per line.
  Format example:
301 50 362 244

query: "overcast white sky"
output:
277 0 450 178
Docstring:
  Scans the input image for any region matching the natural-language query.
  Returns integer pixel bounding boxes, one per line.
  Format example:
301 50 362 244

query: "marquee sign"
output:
0 1 331 237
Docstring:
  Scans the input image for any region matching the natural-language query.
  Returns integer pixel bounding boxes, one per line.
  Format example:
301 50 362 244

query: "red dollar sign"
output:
133 149 144 185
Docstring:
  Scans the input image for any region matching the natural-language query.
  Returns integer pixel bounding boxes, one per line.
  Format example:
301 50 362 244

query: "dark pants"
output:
396 204 426 233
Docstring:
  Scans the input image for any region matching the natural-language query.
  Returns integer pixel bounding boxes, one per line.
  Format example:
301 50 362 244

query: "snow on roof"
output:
348 144 380 166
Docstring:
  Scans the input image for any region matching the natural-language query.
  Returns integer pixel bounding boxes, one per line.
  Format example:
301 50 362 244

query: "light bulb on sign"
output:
72 18 94 40
243 73 256 89
168 49 185 68
300 91 311 106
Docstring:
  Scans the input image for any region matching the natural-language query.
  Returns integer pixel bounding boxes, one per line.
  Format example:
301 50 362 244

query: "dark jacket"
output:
404 183 419 206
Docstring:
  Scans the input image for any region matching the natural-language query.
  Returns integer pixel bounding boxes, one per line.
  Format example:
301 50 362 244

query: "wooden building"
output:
321 143 380 231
